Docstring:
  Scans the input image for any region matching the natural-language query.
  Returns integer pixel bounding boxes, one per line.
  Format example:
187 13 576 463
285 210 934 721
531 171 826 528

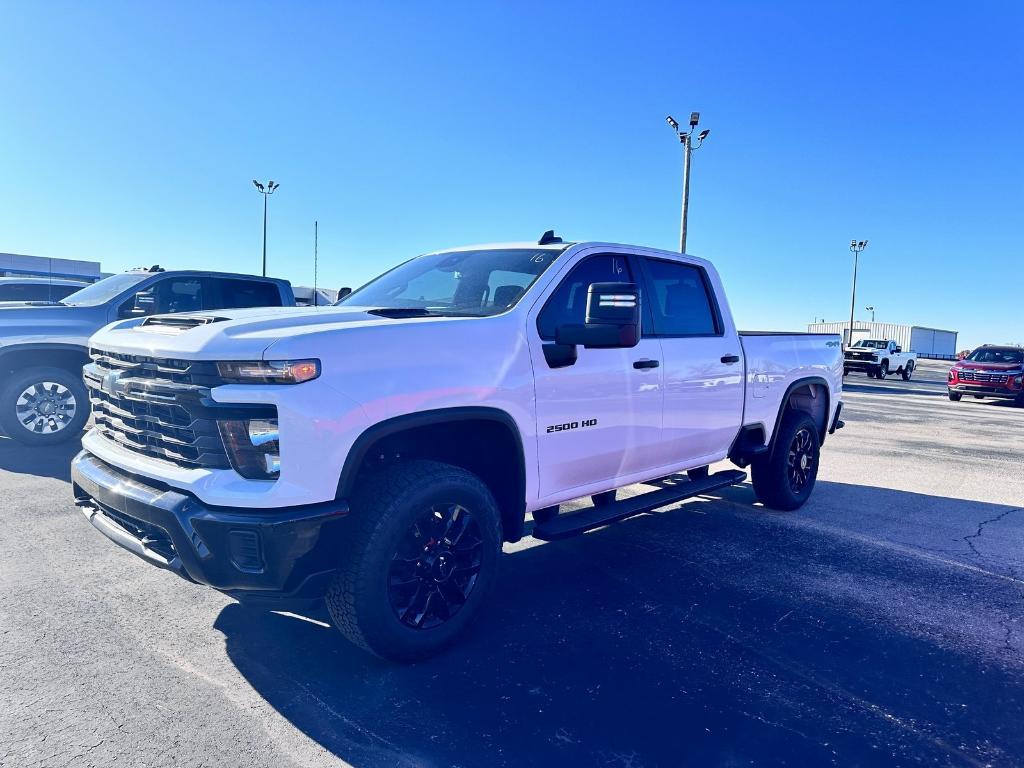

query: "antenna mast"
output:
314 220 319 305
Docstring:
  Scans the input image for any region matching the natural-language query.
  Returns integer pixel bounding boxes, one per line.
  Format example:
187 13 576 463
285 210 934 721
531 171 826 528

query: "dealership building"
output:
806 321 959 359
0 252 102 282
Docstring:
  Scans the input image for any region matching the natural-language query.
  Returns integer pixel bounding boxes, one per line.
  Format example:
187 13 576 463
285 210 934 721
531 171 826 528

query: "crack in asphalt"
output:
962 506 1022 563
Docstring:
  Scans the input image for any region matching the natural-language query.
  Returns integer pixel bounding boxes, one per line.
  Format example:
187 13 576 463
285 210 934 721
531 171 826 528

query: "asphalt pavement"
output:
1 360 1022 767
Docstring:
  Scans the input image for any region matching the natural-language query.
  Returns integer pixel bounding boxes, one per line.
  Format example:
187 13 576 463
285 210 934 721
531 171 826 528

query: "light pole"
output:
666 112 710 253
865 305 875 323
847 239 868 347
252 180 280 276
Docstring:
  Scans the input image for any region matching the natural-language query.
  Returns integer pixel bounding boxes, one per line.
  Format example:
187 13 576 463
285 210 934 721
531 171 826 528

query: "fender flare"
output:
0 342 89 370
767 376 832 452
335 406 528 540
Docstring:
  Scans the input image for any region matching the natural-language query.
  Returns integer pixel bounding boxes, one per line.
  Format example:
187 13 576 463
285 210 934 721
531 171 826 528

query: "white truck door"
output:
638 255 744 466
528 252 664 499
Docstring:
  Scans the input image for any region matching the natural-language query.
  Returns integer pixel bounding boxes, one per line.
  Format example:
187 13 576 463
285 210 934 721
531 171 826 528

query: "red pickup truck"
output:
947 345 1024 404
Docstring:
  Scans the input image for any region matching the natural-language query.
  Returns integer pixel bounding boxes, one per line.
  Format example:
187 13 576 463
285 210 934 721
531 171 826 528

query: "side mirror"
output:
893 346 902 353
119 289 155 318
555 282 640 349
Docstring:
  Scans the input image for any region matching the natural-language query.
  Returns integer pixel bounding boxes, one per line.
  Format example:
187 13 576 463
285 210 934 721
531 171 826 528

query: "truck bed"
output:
739 331 843 444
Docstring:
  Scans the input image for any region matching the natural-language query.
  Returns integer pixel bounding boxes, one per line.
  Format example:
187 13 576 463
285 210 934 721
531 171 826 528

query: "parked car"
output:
293 286 339 306
843 338 917 380
0 268 294 445
71 236 844 661
0 276 89 303
947 345 1024 404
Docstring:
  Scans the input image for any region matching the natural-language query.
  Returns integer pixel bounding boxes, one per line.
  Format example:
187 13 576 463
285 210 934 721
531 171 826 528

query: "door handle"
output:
721 354 741 364
633 359 660 370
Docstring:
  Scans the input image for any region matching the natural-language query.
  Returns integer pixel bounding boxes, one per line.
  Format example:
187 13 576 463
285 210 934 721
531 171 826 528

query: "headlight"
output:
948 369 957 382
218 418 280 479
217 359 320 384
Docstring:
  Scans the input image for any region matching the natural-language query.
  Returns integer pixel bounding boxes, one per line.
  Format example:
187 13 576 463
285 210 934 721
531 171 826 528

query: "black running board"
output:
531 469 747 541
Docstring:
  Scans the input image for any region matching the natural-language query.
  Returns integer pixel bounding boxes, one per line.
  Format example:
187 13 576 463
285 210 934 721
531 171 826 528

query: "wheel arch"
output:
770 376 831 450
0 343 89 377
337 406 528 543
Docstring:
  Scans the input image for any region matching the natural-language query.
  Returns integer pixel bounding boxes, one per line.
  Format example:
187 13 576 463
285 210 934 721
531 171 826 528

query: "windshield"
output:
853 339 888 349
61 273 151 306
336 248 564 316
966 347 1023 365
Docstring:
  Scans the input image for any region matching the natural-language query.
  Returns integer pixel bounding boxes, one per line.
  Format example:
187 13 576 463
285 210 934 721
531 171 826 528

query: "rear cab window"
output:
640 257 722 337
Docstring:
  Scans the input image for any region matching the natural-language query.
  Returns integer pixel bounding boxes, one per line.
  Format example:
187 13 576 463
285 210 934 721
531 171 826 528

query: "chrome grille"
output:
84 349 230 469
959 370 1009 384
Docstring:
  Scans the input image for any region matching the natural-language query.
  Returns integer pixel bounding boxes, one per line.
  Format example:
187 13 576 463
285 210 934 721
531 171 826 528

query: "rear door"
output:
638 255 743 466
527 251 664 500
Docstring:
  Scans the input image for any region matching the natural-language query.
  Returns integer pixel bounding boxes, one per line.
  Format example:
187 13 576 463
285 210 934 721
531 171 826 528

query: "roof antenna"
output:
538 230 562 245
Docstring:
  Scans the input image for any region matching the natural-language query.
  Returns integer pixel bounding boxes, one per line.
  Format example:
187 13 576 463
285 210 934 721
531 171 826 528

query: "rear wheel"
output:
751 411 820 511
0 367 89 446
325 460 502 661
901 361 914 381
948 391 962 401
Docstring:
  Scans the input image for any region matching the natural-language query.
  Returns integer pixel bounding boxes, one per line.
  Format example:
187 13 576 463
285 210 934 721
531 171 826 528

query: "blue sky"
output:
2 1 1021 347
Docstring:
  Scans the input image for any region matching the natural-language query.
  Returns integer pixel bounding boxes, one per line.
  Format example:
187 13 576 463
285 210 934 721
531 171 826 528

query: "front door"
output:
527 252 664 501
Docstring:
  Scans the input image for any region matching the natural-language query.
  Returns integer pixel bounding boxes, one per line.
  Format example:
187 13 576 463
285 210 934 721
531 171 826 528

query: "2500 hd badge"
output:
547 418 598 433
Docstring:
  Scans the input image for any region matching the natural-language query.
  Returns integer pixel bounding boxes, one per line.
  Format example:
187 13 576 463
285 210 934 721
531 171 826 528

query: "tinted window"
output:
537 255 632 340
125 277 203 316
0 282 85 302
643 258 719 336
214 279 283 309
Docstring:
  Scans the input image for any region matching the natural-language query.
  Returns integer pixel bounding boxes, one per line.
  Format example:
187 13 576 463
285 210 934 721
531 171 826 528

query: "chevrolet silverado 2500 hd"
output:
71 237 844 660
843 338 917 380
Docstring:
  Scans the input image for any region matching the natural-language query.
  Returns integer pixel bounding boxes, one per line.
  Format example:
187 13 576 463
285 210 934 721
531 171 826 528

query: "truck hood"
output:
0 303 100 348
955 361 1022 372
88 305 460 360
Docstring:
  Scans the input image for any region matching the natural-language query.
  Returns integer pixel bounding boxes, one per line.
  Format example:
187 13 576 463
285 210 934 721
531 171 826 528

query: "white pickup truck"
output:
71 235 844 660
843 338 917 380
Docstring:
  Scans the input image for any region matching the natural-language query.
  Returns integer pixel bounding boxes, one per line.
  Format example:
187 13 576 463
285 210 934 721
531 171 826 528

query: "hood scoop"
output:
141 314 230 332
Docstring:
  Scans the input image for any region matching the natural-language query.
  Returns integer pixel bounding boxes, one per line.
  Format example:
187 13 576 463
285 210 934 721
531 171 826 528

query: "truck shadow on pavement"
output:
0 432 82 481
216 482 1024 768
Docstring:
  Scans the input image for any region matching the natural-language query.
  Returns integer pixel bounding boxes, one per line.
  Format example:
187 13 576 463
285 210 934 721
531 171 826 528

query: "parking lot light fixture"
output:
847 240 869 347
866 305 875 323
666 112 711 253
253 179 280 277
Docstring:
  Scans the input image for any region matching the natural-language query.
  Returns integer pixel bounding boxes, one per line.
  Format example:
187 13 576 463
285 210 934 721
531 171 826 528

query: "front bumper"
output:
948 384 1021 400
843 358 878 371
71 451 349 606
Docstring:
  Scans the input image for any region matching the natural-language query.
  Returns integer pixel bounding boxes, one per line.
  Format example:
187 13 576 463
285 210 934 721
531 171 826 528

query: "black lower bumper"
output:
71 452 349 605
843 360 878 372
948 385 1021 400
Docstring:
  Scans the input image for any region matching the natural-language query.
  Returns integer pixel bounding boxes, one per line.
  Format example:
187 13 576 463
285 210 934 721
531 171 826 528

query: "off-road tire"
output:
751 411 820 512
325 460 502 662
948 391 962 401
901 361 914 381
0 366 89 446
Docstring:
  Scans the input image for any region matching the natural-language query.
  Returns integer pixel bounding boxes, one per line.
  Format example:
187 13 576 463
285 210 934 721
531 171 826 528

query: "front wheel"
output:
751 411 821 511
877 361 889 379
0 366 90 446
901 362 914 381
948 391 962 401
326 460 502 661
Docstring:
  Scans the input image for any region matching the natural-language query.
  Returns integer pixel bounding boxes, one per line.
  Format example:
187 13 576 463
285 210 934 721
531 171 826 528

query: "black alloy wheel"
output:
786 427 817 495
388 503 484 630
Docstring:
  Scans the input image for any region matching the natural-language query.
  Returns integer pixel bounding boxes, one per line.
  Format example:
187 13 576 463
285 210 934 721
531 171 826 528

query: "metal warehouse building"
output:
0 252 102 281
807 322 959 359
